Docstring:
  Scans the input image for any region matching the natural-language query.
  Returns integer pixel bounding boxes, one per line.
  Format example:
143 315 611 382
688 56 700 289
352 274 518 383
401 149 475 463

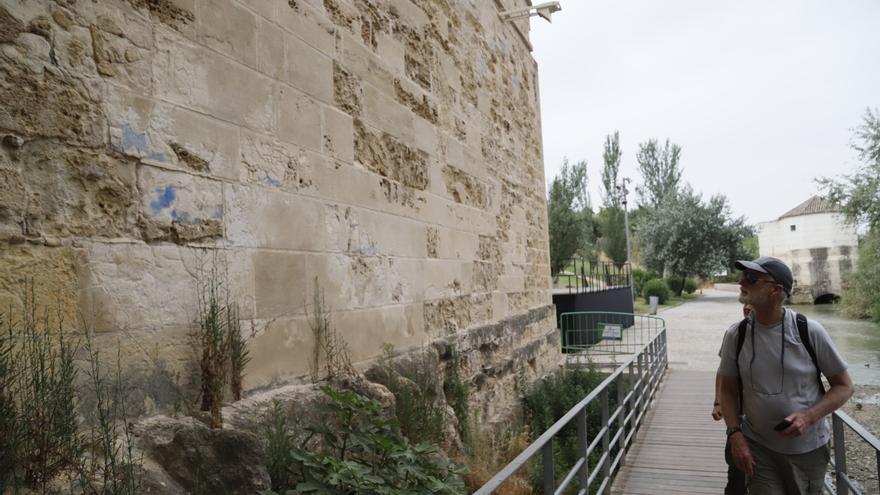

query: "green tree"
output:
597 132 628 266
818 108 880 321
601 131 622 208
548 160 595 276
637 186 752 295
636 138 683 208
819 108 880 229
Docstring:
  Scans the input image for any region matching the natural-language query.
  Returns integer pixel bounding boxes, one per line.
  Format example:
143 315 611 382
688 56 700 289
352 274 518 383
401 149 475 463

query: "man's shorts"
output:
746 438 830 495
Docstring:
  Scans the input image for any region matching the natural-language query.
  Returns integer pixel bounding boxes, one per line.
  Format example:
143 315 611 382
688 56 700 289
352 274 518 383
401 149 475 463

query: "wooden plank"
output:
610 369 728 495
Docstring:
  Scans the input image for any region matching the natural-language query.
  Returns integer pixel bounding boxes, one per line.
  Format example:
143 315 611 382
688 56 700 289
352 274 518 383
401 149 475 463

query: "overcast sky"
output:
529 0 880 224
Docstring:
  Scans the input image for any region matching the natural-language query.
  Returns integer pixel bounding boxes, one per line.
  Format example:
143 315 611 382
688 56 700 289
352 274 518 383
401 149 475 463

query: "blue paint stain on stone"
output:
261 176 282 188
145 152 166 162
212 206 223 219
170 209 193 223
353 243 378 256
149 186 176 213
122 124 148 153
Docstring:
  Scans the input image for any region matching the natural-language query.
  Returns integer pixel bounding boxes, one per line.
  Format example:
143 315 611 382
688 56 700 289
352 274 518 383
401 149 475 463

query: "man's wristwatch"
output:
726 426 742 437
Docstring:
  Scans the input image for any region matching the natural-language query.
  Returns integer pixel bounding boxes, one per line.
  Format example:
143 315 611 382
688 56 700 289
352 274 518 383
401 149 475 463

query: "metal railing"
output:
825 410 880 494
554 259 631 294
475 319 667 495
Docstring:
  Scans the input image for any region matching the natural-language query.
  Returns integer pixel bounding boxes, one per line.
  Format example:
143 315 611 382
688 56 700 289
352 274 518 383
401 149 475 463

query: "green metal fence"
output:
561 312 666 370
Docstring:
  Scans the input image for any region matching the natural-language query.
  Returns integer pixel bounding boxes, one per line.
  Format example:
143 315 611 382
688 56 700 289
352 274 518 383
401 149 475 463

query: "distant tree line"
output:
819 108 880 322
546 133 756 295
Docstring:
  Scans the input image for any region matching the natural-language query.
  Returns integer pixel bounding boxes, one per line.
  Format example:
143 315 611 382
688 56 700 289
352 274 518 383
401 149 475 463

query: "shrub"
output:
632 268 660 298
262 386 466 494
683 277 699 294
522 366 617 492
644 278 671 304
665 276 685 296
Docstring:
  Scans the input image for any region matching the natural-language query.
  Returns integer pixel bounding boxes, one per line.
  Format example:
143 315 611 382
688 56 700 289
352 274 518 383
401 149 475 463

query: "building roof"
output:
778 196 839 220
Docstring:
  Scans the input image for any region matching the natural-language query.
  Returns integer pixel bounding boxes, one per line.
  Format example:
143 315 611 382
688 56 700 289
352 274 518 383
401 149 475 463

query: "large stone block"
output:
324 205 426 258
362 82 414 144
137 165 224 243
239 128 320 192
197 0 258 67
153 26 275 132
308 253 425 310
224 183 325 251
276 1 335 56
253 250 308 318
0 140 139 241
78 242 199 333
245 315 312 386
284 31 333 102
256 17 284 79
333 304 428 363
321 105 354 162
337 30 394 95
0 245 83 329
277 86 322 151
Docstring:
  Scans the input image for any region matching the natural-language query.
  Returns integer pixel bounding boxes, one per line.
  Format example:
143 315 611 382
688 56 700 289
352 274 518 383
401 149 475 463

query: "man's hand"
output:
729 433 755 477
780 411 814 438
711 403 723 421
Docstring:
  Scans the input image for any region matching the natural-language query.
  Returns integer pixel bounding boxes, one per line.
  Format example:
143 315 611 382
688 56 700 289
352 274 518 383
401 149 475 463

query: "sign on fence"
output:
599 322 623 340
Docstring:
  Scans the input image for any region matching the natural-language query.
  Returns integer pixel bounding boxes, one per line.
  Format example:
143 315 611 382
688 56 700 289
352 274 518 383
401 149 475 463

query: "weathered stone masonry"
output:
0 0 556 425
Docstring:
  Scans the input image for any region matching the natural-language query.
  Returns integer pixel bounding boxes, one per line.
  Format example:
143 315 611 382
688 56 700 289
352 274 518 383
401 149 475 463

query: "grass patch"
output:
633 292 700 314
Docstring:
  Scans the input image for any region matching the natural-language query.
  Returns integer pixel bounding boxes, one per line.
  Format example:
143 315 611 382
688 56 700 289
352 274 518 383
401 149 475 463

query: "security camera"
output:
499 1 562 23
535 2 562 22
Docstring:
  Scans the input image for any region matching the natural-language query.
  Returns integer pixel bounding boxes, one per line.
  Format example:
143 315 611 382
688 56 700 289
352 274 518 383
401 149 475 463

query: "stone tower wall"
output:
0 0 557 421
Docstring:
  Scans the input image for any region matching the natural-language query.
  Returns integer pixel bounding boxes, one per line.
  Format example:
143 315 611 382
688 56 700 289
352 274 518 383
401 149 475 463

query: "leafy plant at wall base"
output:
263 400 296 491
261 386 466 495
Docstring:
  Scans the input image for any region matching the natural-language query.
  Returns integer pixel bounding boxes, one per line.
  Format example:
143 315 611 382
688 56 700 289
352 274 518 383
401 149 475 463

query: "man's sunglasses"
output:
741 271 779 286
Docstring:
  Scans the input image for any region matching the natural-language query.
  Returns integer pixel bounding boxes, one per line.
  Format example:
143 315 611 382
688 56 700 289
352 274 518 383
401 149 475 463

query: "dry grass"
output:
462 425 534 495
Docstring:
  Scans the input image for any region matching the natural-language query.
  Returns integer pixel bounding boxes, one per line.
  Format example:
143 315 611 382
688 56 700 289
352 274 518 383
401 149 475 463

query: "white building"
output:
758 196 859 304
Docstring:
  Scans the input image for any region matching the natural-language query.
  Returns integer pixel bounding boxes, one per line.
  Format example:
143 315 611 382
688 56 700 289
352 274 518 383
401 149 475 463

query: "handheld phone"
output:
774 419 792 432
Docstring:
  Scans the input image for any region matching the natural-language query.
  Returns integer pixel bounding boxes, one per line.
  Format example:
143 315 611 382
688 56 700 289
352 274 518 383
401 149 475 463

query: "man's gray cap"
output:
735 256 793 296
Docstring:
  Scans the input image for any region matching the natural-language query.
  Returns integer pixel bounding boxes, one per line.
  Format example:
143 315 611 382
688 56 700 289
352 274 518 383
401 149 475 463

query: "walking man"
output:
718 257 853 494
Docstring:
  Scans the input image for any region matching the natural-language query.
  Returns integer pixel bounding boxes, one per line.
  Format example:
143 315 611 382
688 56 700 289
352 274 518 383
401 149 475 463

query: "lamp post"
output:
616 178 633 300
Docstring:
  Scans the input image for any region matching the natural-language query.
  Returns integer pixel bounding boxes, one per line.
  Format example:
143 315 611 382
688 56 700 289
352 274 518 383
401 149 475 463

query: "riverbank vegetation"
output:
820 108 880 323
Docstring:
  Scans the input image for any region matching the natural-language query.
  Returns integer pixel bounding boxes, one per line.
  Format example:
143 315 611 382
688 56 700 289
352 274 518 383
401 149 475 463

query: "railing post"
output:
543 441 554 495
577 407 589 490
601 388 611 481
617 372 626 463
833 414 848 495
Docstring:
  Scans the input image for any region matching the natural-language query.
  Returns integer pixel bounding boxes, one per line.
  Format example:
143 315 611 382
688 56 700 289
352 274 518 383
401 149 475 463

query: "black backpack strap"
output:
796 312 825 394
735 318 748 414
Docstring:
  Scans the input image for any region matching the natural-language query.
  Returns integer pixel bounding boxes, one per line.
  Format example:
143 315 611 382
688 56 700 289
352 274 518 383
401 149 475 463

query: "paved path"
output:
659 288 745 371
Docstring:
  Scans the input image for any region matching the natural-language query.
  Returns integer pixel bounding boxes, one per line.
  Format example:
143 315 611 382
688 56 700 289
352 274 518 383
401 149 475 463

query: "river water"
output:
788 303 880 385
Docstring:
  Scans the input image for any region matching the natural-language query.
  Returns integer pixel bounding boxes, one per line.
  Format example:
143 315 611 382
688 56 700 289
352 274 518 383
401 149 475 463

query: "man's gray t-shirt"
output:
717 308 848 455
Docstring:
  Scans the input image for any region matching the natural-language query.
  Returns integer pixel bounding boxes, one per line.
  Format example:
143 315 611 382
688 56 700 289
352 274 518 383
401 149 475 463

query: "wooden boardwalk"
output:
611 369 728 494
